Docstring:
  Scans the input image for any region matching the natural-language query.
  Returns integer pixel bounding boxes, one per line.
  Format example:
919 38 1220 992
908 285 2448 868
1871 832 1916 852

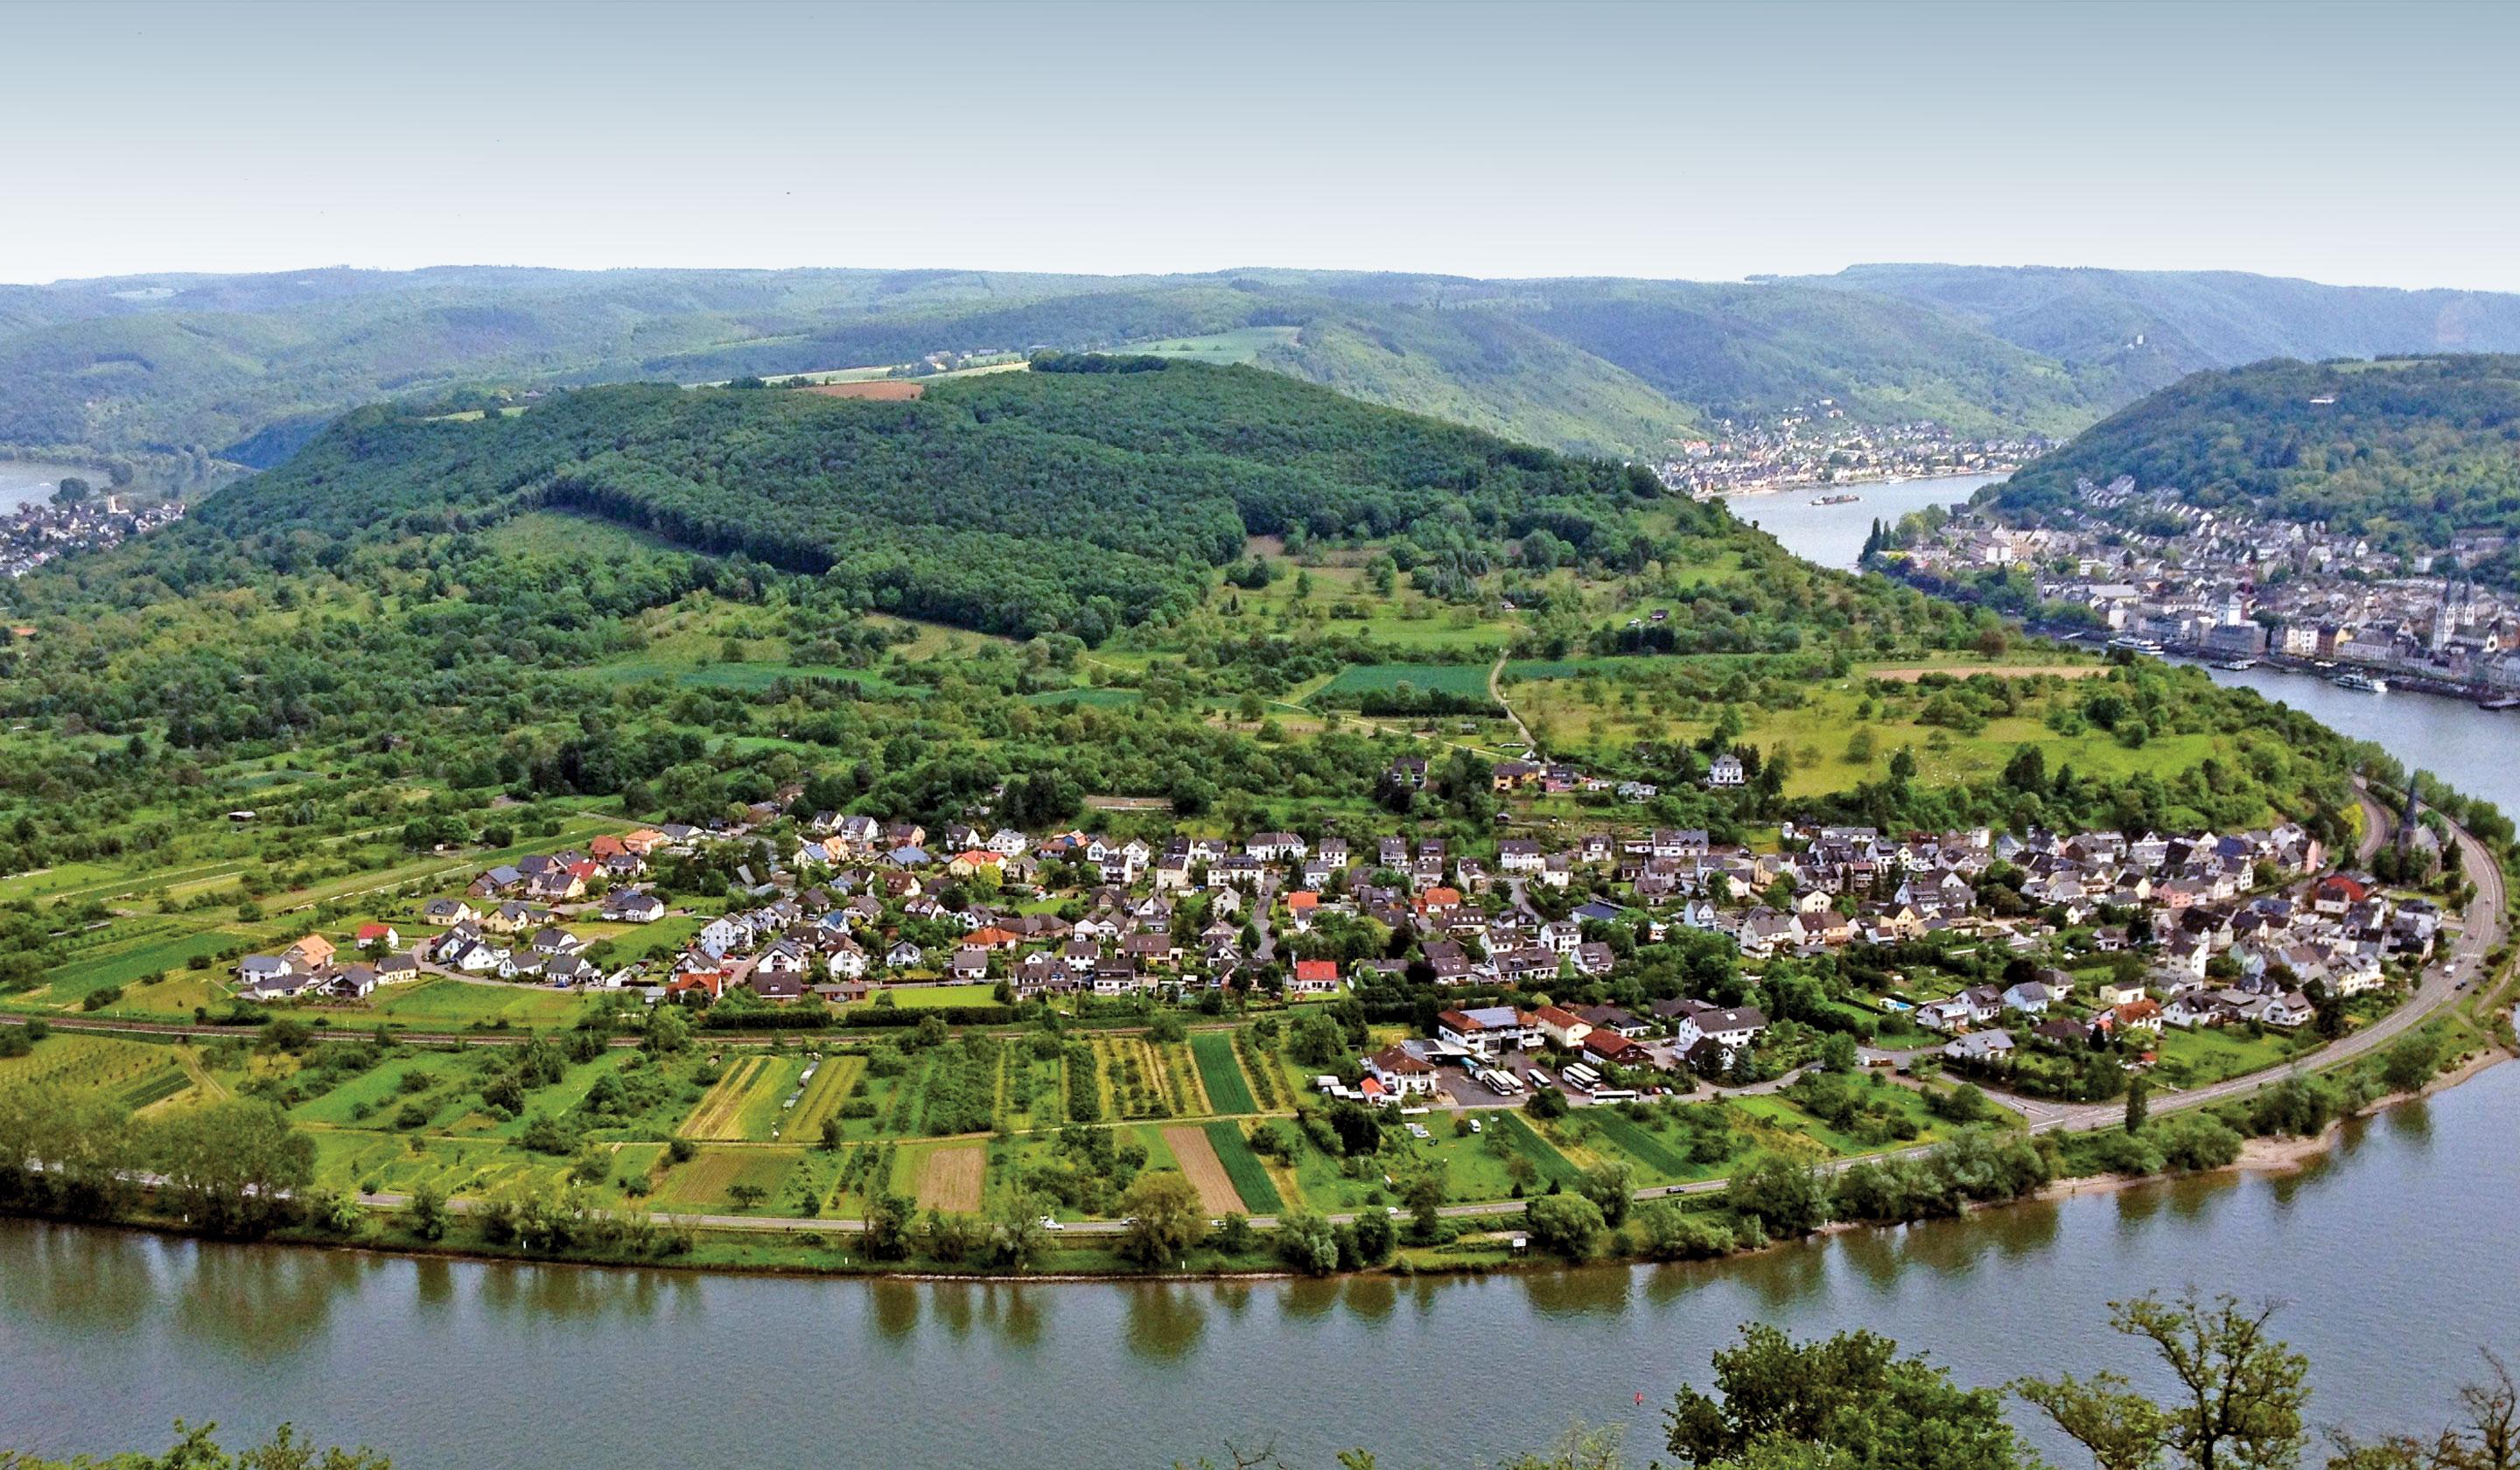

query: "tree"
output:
1666 1322 2026 1470
408 1184 449 1242
1523 1192 1606 1258
2383 1034 2442 1093
2327 1351 2517 1470
2019 1292 2307 1470
1577 1160 1636 1228
144 1100 315 1238
1725 1153 1830 1237
1822 1032 1861 1074
986 1187 1052 1270
860 1190 916 1259
2125 1075 2151 1134
643 1006 690 1057
1116 1171 1204 1268
1349 1207 1396 1265
1276 1208 1340 1274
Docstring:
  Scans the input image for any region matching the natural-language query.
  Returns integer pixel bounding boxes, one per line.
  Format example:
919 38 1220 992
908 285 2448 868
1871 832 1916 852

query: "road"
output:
1488 654 1536 752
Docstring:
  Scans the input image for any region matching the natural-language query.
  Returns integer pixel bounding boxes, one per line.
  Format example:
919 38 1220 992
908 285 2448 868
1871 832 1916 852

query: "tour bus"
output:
1481 1068 1525 1096
1587 1087 1638 1102
1561 1062 1603 1091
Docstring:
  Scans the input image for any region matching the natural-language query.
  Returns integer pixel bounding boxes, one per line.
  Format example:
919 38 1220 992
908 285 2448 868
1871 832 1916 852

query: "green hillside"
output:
18 262 2520 485
201 359 1684 641
1989 354 2520 585
1801 263 2520 398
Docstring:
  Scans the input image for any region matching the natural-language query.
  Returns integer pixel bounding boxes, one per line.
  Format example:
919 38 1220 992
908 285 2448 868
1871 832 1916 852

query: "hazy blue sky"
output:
7 0 2518 290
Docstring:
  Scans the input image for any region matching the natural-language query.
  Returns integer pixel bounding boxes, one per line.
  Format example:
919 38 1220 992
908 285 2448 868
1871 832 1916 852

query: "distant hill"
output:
205 359 1689 641
1988 354 2520 587
18 262 2520 480
1795 263 2520 400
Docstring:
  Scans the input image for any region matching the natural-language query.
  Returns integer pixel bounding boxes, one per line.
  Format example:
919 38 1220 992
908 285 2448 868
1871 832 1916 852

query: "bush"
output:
1637 1201 1735 1260
81 985 124 1012
1524 1192 1606 1258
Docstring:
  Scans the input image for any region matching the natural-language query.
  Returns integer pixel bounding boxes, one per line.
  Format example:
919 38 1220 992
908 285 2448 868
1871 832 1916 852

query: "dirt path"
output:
1488 654 1536 752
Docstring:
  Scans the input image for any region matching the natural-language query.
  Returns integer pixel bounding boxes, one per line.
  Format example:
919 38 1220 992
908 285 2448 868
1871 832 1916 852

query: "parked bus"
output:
1561 1063 1603 1091
1480 1068 1524 1096
1587 1087 1638 1102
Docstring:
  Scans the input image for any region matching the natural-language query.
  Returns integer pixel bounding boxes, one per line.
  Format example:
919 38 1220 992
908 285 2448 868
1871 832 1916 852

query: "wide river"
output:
0 460 95 514
2 471 2515 1468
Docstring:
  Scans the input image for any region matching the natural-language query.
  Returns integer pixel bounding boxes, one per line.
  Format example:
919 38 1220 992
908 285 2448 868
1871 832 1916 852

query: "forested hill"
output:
199 359 1702 642
1796 264 2520 401
1986 355 2520 575
30 262 2520 482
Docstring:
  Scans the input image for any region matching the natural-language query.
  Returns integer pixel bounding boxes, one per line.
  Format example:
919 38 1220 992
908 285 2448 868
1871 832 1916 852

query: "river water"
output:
4 1067 2512 1469
4 470 2516 1469
0 460 97 514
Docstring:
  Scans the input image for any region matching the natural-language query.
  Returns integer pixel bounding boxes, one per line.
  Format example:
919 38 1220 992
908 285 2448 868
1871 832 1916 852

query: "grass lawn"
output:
2152 1025 2303 1087
1311 663 1496 704
1120 326 1302 365
373 979 589 1029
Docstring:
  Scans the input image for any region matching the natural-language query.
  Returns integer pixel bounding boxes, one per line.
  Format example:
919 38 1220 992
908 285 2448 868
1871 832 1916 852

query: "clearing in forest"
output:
1160 1126 1245 1215
914 1145 986 1213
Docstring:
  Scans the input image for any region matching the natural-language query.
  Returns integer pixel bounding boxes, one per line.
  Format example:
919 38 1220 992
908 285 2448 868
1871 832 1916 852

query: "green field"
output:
1202 1120 1283 1213
788 1054 866 1138
1583 1106 1696 1176
1188 1032 1258 1114
1489 1110 1584 1187
1121 326 1303 365
374 980 588 1029
1311 663 1496 703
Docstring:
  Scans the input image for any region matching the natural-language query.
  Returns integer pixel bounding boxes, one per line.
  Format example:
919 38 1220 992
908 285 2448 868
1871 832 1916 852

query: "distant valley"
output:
13 262 2520 492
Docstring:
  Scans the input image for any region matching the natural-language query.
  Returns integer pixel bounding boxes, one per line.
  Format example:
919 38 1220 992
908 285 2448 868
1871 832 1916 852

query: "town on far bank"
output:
1880 473 2520 699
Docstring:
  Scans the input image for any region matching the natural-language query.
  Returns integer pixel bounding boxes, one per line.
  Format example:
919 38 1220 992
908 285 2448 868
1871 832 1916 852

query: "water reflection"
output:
6 1063 2520 1470
173 1242 360 1356
870 1278 920 1339
1123 1282 1206 1362
1521 1264 1632 1320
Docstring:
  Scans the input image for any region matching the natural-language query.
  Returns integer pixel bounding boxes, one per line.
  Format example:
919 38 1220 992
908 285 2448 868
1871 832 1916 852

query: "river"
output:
1729 472 2003 571
4 1065 2513 1469
0 460 97 514
4 469 2515 1469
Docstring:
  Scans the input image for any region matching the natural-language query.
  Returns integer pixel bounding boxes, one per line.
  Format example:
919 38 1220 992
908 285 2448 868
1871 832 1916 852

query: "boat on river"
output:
2482 695 2520 710
2216 657 2258 671
1810 493 1862 505
2334 670 2388 693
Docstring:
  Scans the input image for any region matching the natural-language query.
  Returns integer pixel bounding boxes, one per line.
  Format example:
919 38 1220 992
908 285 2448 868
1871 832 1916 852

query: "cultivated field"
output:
652 1148 798 1209
1189 1032 1258 1114
1161 1126 1245 1215
677 1057 770 1140
786 1054 864 1138
914 1145 985 1213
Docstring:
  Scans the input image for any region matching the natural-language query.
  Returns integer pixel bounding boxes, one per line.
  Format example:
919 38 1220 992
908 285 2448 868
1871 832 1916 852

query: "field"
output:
1200 1120 1282 1214
651 1147 800 1209
1311 663 1496 704
787 1054 865 1138
373 980 587 1029
1158 1126 1242 1214
1188 1032 1257 1114
1489 1110 1585 1188
0 1033 178 1094
913 1144 986 1213
677 1056 774 1140
1121 326 1303 365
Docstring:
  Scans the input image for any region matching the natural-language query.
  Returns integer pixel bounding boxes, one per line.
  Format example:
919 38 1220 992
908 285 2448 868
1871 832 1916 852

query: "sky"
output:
6 0 2520 291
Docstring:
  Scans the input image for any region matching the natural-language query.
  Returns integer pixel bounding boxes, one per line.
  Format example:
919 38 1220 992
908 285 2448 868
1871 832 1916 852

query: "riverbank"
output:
11 991 2506 1288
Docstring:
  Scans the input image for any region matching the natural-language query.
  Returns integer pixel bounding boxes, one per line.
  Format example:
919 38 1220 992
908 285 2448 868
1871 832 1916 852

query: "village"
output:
1887 475 2520 693
226 766 2446 1112
0 491 186 580
1656 406 2051 499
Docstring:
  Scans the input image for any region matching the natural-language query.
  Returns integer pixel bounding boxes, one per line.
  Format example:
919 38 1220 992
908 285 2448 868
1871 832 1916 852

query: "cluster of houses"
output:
1918 865 2434 1068
235 928 418 1001
227 781 2420 1108
1889 475 2520 691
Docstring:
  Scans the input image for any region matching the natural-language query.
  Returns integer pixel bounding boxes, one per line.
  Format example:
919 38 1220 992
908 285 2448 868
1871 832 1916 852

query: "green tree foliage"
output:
1664 1321 2028 1470
2017 1292 2310 1470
